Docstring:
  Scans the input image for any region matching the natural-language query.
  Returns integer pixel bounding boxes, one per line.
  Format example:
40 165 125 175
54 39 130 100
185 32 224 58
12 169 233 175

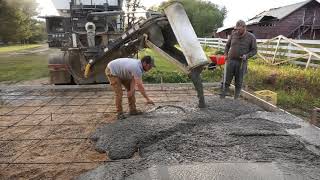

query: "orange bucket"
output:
209 55 226 65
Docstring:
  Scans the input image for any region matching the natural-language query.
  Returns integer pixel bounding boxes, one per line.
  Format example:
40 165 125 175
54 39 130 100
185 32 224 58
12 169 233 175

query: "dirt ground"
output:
0 84 212 179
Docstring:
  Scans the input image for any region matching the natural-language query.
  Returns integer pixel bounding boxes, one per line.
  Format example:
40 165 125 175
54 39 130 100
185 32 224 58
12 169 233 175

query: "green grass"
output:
0 55 48 83
0 44 42 53
139 48 182 72
245 60 320 117
139 48 191 83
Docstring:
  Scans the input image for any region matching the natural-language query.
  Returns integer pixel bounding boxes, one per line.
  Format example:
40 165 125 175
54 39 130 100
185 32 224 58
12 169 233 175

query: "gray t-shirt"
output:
107 58 144 80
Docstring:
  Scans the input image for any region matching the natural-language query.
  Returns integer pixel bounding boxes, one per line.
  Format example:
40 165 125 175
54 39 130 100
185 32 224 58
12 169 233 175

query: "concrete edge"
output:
0 83 220 91
232 85 320 130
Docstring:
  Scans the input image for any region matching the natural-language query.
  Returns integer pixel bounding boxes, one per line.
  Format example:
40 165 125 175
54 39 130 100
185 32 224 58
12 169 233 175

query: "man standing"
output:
106 56 155 119
221 20 257 99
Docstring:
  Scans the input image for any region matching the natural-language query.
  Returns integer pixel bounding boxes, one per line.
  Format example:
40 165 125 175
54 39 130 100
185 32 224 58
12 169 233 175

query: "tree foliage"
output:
0 0 45 43
156 0 226 37
125 0 146 29
29 20 47 43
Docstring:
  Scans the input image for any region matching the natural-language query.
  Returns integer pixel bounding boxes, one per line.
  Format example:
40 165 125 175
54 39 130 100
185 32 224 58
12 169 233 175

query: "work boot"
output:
117 112 126 120
129 109 143 115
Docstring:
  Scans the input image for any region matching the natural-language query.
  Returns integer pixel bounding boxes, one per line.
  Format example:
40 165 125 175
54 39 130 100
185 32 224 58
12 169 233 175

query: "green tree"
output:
156 0 226 37
0 0 39 43
29 20 47 43
0 0 18 42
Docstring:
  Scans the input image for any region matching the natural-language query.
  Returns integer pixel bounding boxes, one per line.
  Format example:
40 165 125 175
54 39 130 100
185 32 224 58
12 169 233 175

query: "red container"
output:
209 55 226 65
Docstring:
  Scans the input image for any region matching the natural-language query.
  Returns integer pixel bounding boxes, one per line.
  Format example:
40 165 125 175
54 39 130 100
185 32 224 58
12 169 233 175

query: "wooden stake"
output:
272 36 282 64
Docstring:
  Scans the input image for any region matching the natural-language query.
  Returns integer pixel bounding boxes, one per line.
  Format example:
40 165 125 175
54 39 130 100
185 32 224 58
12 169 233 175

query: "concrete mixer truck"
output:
44 0 208 84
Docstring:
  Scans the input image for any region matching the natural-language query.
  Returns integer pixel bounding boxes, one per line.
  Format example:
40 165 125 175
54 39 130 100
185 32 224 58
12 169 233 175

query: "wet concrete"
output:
77 96 320 180
190 67 206 108
237 111 320 154
126 162 305 180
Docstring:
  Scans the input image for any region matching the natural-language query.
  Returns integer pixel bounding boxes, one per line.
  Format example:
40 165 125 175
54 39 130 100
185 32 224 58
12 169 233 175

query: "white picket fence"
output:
198 36 320 68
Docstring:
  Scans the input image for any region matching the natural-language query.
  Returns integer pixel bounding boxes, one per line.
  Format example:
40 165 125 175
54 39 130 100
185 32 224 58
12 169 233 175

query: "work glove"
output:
84 59 94 78
84 63 91 78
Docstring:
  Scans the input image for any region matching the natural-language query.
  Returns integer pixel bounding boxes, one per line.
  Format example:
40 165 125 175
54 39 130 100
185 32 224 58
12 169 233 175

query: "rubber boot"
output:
220 87 229 99
198 97 206 108
234 88 241 99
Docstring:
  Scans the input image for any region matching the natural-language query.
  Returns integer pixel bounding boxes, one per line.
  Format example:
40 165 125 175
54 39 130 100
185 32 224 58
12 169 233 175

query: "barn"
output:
216 0 320 39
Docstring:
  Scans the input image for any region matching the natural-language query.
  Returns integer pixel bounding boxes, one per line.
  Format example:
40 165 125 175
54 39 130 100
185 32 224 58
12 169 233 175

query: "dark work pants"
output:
222 59 247 97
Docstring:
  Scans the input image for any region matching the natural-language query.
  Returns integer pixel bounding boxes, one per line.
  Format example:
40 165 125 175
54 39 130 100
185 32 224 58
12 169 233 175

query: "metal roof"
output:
217 0 319 33
216 25 234 33
247 0 313 24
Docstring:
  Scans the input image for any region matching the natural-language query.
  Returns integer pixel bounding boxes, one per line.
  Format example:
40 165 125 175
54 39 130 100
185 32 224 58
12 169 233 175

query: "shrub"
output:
201 68 224 82
143 69 189 83
214 49 224 55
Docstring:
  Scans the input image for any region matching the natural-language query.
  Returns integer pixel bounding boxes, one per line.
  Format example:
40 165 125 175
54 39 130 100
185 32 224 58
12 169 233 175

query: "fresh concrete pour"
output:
190 67 206 108
77 96 320 180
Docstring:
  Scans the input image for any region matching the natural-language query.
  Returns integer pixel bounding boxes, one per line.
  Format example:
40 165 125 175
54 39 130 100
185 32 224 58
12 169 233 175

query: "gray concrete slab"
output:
127 162 303 180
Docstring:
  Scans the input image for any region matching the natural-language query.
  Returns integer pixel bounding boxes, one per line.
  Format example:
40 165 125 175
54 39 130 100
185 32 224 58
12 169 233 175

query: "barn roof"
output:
217 0 319 33
247 0 314 25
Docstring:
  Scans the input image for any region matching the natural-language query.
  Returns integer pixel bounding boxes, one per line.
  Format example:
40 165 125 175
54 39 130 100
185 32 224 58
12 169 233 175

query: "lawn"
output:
139 48 224 83
246 60 320 117
0 55 49 83
0 46 210 84
0 44 42 53
0 47 180 84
